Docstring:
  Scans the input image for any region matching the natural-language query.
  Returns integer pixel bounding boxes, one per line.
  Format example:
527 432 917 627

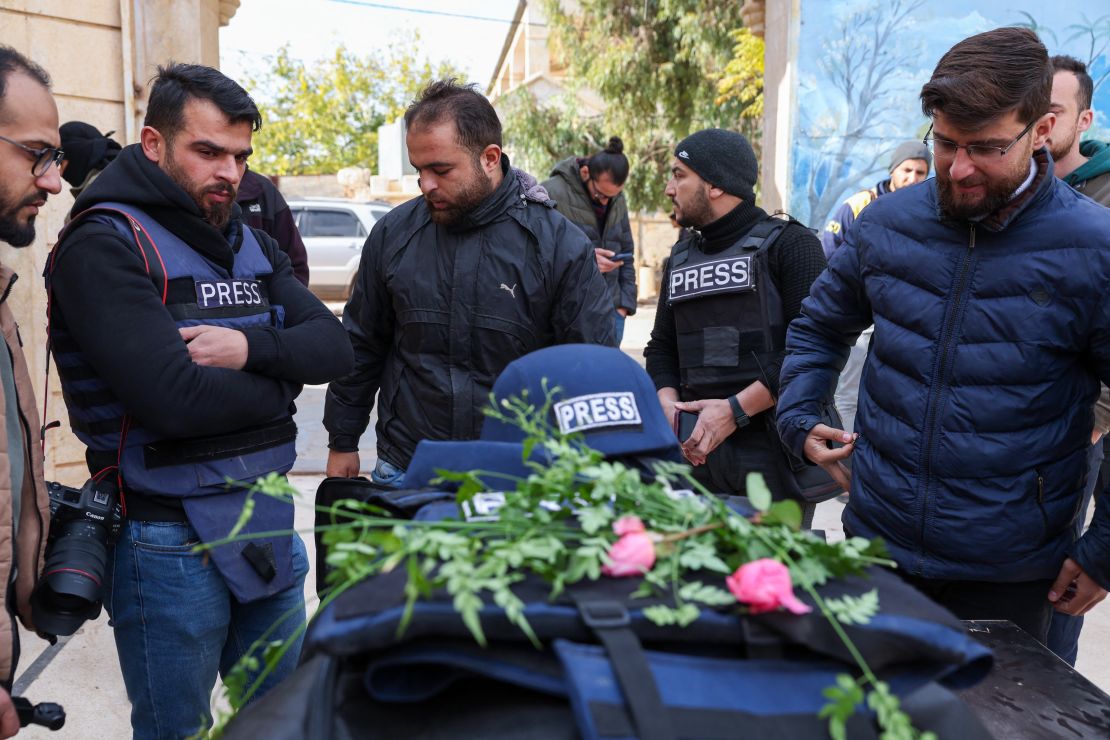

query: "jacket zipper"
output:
1036 471 1049 542
916 225 976 571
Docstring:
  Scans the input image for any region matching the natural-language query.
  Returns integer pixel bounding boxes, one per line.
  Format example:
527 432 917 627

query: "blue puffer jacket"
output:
778 153 1110 588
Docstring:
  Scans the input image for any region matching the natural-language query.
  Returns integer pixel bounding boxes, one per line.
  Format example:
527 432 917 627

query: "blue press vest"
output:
49 203 298 602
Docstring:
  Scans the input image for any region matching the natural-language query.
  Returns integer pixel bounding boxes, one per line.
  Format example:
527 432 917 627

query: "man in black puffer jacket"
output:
644 128 827 526
324 80 613 486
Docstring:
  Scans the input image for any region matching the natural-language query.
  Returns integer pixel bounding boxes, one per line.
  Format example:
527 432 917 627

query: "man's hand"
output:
0 688 19 738
1049 557 1108 616
803 423 856 491
595 248 622 274
675 398 736 465
179 326 248 370
617 307 630 318
326 450 361 478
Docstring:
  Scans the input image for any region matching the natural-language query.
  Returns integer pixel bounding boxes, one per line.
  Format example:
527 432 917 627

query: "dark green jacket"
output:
1064 140 1110 207
542 157 637 314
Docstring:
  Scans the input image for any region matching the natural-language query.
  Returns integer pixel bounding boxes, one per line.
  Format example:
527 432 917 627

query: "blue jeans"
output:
104 520 309 739
613 311 626 347
371 458 406 488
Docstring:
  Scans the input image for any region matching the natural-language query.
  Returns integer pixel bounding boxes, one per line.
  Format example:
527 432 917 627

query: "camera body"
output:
45 478 123 543
31 478 123 637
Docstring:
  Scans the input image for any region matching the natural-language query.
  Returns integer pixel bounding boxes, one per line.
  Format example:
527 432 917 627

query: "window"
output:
302 209 365 238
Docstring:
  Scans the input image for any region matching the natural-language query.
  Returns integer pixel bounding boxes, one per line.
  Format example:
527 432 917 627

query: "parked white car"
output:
287 199 392 300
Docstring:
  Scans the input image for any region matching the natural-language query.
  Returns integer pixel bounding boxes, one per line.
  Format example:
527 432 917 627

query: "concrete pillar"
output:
760 0 800 215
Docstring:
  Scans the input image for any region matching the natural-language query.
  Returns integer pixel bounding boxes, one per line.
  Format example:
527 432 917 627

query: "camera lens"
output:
31 520 110 636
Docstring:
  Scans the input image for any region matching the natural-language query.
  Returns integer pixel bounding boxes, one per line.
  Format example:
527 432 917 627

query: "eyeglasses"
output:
923 119 1036 162
0 134 65 177
588 178 620 205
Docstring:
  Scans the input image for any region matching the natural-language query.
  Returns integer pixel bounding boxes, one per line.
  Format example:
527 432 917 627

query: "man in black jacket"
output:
325 80 613 485
644 129 827 523
236 168 310 286
48 64 352 738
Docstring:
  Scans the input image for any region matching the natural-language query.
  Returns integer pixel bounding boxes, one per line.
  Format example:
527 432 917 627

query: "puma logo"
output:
499 283 517 298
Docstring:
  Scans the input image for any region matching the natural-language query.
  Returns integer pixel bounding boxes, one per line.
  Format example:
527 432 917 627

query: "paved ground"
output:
12 307 1110 737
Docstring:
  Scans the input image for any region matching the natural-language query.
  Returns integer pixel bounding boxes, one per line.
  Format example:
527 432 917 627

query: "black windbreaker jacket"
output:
324 158 615 468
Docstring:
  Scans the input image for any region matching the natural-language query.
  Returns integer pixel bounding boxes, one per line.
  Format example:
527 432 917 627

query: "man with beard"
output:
47 64 352 738
777 28 1110 642
0 46 60 739
325 79 613 486
642 128 827 525
1044 53 1110 665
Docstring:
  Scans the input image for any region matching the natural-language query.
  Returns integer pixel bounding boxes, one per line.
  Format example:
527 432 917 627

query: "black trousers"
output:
689 418 816 529
897 573 1055 644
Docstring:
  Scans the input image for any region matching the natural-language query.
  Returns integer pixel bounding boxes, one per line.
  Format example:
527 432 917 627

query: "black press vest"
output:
668 218 789 400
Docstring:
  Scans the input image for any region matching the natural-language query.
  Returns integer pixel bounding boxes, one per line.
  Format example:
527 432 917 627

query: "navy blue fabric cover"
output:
778 161 1110 585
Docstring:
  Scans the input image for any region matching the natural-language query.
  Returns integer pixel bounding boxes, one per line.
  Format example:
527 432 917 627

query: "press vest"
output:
668 218 789 400
48 203 298 602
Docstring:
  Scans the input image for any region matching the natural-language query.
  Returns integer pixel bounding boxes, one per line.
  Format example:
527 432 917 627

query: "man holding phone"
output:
644 128 826 524
542 137 637 345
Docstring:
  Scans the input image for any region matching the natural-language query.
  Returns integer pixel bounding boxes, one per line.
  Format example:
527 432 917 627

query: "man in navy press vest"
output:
47 64 352 738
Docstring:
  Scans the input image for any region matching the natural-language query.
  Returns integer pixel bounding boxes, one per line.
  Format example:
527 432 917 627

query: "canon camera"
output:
30 478 123 637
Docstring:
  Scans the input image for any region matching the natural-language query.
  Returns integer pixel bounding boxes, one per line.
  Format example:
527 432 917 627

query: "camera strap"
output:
45 207 169 515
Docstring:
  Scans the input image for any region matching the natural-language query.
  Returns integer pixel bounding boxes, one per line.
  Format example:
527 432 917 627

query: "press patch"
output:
669 254 754 302
195 279 265 309
554 392 642 434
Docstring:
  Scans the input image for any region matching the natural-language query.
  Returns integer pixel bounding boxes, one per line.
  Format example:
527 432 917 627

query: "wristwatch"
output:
727 395 750 429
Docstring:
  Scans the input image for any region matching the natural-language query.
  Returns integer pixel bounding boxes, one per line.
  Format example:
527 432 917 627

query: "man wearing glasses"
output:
777 27 1110 642
0 46 61 738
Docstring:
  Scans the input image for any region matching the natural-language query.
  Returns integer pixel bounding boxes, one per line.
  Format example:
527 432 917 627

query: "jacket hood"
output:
1067 140 1110 185
548 156 584 190
70 144 243 268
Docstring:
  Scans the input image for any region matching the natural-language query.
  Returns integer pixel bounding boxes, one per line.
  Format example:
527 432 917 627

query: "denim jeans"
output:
104 520 309 739
371 458 407 488
613 311 626 347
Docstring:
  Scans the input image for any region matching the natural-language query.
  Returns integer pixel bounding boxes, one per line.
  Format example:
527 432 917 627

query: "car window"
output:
369 207 390 223
303 209 365 238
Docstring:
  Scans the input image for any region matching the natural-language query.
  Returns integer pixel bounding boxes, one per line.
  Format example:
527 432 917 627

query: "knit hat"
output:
673 128 758 201
888 141 932 173
59 121 122 188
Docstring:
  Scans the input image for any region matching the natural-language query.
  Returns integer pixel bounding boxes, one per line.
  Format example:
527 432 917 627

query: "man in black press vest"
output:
644 129 827 525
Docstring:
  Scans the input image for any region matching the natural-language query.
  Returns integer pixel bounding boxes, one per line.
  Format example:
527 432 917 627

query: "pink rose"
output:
613 515 646 536
726 558 811 615
602 516 655 577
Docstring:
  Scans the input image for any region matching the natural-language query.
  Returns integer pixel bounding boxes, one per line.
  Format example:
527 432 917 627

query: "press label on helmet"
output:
195 279 266 309
668 254 754 302
554 392 642 434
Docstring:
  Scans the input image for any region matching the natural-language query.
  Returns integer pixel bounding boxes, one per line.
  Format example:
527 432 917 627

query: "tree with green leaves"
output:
241 35 464 175
504 0 760 212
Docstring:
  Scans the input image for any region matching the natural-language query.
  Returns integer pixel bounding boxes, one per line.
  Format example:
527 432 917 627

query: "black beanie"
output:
59 121 122 188
673 128 758 201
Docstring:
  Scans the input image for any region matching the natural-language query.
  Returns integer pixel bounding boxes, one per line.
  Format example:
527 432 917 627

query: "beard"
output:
425 160 494 225
937 149 1033 222
163 149 236 230
674 185 713 229
0 189 46 248
1048 123 1078 163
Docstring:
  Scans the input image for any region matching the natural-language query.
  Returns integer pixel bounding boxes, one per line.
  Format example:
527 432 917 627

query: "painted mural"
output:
789 1 1110 228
